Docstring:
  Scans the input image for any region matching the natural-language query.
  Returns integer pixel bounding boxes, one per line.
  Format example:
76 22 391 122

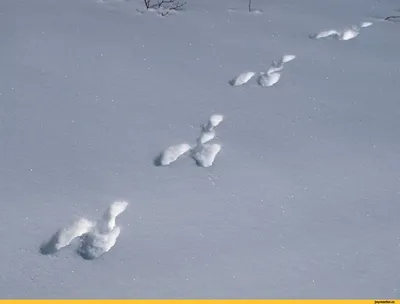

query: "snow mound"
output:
41 201 128 259
281 54 296 64
311 21 372 41
40 218 95 255
156 114 224 168
267 64 284 76
360 21 373 28
340 27 359 40
231 54 294 89
258 73 281 87
97 201 129 233
157 143 192 166
192 143 222 168
206 114 224 130
311 29 340 39
229 71 255 86
199 129 216 144
77 226 121 260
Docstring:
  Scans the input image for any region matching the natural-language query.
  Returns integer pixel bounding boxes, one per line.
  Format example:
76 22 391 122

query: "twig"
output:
385 15 400 21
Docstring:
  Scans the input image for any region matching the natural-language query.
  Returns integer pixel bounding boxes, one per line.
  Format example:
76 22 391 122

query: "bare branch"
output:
385 15 400 21
144 0 186 13
173 0 186 11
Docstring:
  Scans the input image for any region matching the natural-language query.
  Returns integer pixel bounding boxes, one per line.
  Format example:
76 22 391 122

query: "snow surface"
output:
192 143 222 168
198 130 216 145
258 72 281 87
1 0 400 298
41 201 128 259
157 143 192 166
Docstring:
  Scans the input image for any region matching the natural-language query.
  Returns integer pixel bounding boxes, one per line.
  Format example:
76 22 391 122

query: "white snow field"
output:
1 0 400 298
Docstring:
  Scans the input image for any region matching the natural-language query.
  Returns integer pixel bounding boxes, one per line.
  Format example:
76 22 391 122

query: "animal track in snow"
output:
258 54 296 87
41 201 128 260
192 143 222 168
258 72 281 87
40 218 96 255
156 143 192 166
78 226 121 260
310 21 373 41
156 114 224 168
205 114 223 131
229 71 255 86
230 54 295 88
97 201 128 234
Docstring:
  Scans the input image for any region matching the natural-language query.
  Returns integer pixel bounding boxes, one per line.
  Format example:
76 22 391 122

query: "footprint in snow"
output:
230 54 295 88
155 143 192 166
192 143 222 168
229 72 256 86
310 21 373 41
156 114 224 168
258 72 281 87
41 201 128 260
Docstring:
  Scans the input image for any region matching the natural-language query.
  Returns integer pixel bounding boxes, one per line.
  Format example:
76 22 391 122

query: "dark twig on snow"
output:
143 0 186 15
385 15 400 21
144 0 151 9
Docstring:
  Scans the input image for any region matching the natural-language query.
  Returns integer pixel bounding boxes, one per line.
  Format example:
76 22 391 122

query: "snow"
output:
1 0 400 298
281 55 296 64
229 71 256 86
97 200 129 233
360 21 373 28
198 130 216 144
157 143 192 166
40 201 128 259
40 218 96 254
340 28 360 41
311 22 374 41
192 143 222 168
206 114 224 131
258 73 281 87
78 226 121 260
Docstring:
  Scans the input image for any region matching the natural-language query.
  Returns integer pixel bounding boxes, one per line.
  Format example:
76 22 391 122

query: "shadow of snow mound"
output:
153 154 163 166
40 231 62 255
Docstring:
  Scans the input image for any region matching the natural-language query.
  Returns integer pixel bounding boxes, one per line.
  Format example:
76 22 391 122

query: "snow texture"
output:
156 143 192 166
311 22 373 41
229 71 256 86
258 72 281 87
78 226 121 260
156 114 223 167
1 0 400 298
97 201 128 233
206 114 224 131
40 218 96 254
192 143 222 168
41 201 128 259
360 21 373 28
198 129 216 144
